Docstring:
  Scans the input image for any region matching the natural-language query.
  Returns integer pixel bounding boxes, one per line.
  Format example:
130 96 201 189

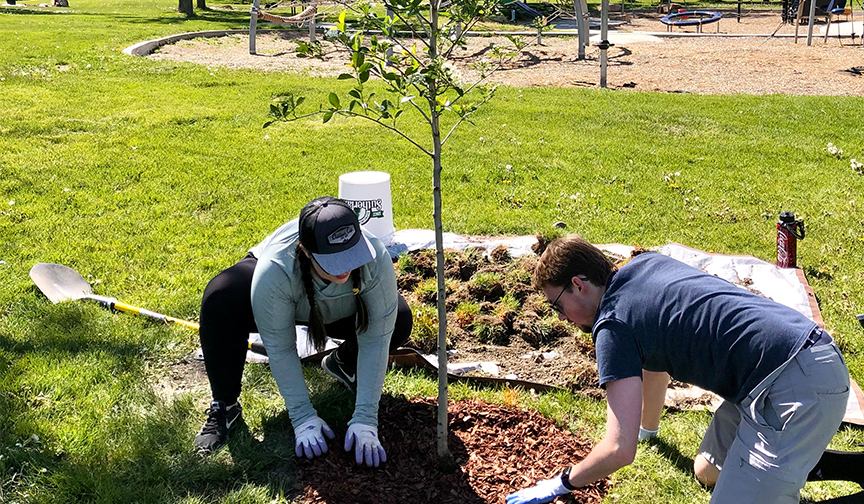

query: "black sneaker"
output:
321 350 357 395
194 400 242 454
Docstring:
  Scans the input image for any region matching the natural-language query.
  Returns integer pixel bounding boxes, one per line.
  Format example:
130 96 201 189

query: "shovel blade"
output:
29 263 94 304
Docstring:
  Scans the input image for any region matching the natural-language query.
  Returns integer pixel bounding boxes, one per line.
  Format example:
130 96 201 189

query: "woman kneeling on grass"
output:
194 196 412 467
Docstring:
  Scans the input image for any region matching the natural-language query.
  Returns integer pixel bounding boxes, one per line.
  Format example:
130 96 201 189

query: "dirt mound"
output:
296 396 609 504
396 246 633 392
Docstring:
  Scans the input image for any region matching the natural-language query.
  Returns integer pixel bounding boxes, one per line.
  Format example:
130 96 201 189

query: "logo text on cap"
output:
327 225 356 245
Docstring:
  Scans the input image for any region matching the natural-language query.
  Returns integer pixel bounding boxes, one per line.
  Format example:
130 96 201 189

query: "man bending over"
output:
507 236 849 504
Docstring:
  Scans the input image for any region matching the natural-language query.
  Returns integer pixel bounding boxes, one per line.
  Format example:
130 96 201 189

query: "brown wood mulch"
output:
295 396 609 504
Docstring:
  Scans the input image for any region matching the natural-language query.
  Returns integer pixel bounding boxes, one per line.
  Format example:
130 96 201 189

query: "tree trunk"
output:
429 0 453 467
433 113 453 465
196 0 206 9
178 0 193 16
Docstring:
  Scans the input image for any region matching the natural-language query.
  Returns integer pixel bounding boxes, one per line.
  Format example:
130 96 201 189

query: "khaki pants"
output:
699 331 849 504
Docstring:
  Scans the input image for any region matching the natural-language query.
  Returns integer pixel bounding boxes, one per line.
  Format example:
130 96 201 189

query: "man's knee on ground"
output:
694 454 719 487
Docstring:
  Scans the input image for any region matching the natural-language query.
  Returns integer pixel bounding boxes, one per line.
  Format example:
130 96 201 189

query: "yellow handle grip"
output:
113 301 200 331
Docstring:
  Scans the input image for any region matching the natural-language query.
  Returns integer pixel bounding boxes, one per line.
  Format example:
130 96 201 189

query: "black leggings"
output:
199 254 413 404
808 449 864 503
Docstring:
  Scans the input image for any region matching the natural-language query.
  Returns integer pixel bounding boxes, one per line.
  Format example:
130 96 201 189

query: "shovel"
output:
29 263 267 355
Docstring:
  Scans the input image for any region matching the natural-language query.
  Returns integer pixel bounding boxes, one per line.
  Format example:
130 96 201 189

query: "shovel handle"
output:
112 301 201 331
91 296 266 356
249 341 268 355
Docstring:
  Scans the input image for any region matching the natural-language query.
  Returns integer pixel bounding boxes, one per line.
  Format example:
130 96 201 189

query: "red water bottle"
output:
777 211 805 268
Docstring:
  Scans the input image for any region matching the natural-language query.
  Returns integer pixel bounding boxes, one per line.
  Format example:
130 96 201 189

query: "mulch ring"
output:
296 396 609 504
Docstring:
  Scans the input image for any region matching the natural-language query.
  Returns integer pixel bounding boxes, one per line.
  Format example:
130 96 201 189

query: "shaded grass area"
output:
2 0 864 502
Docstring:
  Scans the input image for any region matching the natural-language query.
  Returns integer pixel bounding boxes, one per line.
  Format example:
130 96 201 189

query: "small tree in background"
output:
178 0 193 15
178 0 206 16
265 0 537 464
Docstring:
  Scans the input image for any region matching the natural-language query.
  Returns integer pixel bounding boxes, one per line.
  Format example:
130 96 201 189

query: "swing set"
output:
249 0 337 54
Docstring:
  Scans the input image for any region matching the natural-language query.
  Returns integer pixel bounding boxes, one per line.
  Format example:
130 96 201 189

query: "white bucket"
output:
338 171 395 246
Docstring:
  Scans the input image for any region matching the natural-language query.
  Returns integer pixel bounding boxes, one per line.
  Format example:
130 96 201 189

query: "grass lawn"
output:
1 0 863 502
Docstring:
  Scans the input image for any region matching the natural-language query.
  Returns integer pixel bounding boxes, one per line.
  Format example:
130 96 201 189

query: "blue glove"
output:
293 416 335 459
506 474 570 504
344 423 387 467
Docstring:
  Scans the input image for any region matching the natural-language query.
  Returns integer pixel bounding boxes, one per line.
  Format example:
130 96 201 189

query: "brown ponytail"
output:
352 269 369 334
298 251 328 351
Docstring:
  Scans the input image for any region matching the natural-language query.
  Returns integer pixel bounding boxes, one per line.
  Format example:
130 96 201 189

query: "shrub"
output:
410 249 437 279
408 304 440 354
489 244 511 264
521 293 552 318
454 301 481 329
505 266 532 286
470 315 509 345
414 277 457 305
495 294 520 330
514 313 573 348
396 254 417 275
397 271 422 292
445 247 487 281
467 271 506 302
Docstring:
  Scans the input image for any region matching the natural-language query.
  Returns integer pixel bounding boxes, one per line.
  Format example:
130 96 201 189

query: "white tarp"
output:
391 230 817 320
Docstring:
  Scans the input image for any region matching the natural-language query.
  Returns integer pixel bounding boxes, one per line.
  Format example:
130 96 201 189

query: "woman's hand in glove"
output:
293 416 335 459
344 423 387 467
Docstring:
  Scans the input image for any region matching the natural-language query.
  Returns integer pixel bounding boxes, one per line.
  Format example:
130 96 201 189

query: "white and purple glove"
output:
506 474 570 504
344 423 387 467
293 416 335 459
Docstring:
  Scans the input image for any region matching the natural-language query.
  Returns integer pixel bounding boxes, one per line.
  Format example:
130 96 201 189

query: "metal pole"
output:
600 0 609 87
806 0 817 45
249 0 260 54
309 9 316 43
574 0 588 59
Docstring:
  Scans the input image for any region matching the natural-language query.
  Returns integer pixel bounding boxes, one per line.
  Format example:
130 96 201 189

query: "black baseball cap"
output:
298 196 377 276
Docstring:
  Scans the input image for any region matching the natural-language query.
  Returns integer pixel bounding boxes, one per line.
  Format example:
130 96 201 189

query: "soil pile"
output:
297 396 609 504
396 245 632 392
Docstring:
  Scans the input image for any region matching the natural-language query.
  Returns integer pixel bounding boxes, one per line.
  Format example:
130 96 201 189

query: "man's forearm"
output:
565 376 642 489
564 436 634 489
641 370 669 431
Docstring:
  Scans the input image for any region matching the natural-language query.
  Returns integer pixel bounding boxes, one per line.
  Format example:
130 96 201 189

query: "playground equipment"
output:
793 0 857 44
597 0 613 88
500 0 591 59
249 0 325 54
660 10 722 32
503 0 544 20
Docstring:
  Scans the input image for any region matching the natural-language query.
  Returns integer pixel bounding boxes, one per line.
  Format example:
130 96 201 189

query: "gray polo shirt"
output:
593 252 815 403
249 219 397 428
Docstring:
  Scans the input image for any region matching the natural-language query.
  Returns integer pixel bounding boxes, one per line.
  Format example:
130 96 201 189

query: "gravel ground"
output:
148 9 864 95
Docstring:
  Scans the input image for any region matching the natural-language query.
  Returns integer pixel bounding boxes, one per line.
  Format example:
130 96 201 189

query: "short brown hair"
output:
533 236 616 290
